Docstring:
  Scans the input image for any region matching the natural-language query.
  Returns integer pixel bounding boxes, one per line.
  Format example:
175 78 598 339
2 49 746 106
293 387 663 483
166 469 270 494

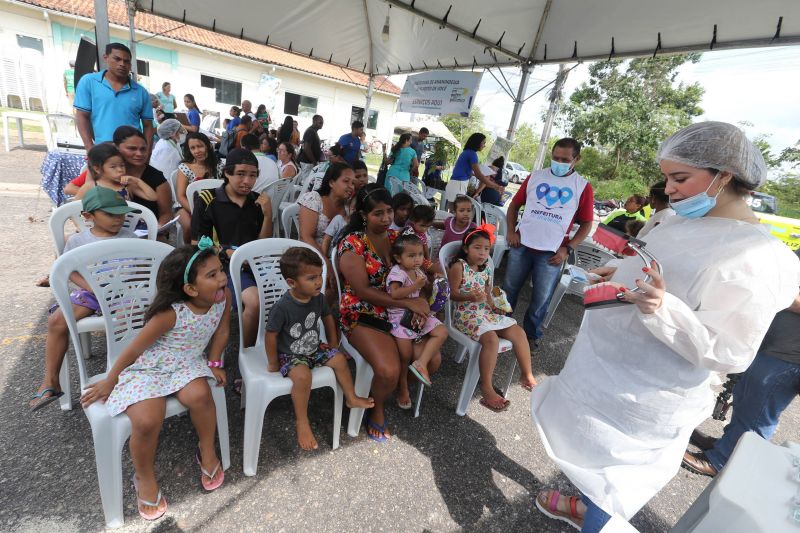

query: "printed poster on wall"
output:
398 71 483 117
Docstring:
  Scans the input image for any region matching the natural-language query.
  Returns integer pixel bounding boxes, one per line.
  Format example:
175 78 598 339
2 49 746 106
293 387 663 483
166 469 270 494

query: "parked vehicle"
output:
747 192 800 251
505 161 529 183
594 199 619 218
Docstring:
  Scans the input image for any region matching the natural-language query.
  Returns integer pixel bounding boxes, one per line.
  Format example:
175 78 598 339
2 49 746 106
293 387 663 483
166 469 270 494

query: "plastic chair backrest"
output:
263 179 292 231
438 241 496 328
48 200 158 255
467 196 483 225
167 169 180 208
229 239 326 351
281 202 300 238
575 241 616 270
50 239 174 388
185 179 224 214
482 203 507 236
256 159 281 193
330 245 343 301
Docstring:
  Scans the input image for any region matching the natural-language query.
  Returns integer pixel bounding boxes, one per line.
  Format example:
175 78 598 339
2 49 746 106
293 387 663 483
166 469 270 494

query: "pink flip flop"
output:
196 449 224 491
132 476 167 521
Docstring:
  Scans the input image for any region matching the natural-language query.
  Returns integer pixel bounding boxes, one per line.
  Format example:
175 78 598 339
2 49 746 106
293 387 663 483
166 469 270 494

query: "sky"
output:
390 46 800 155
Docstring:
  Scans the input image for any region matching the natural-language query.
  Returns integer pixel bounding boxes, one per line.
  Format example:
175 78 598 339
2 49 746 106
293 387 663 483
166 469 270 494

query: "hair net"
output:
157 118 183 140
656 121 767 190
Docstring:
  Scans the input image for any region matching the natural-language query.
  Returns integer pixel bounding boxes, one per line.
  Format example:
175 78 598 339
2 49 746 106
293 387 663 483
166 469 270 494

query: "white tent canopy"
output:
139 0 800 75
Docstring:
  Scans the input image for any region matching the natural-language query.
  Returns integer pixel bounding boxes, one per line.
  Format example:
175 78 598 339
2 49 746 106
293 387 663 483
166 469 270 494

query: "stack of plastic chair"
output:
230 239 341 476
0 56 24 109
50 239 230 527
438 241 515 416
49 200 158 410
19 49 45 111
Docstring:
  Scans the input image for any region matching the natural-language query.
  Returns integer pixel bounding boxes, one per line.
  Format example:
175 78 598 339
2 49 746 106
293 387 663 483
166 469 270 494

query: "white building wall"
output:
0 1 398 144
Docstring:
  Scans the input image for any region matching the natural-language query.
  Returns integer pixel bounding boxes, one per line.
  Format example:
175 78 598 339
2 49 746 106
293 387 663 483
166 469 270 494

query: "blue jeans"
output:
705 352 800 472
581 493 611 533
502 246 562 339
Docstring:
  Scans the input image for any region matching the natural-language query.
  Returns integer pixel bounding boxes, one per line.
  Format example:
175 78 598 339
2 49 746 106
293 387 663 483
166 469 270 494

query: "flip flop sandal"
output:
534 490 583 531
479 396 511 412
29 387 64 412
396 398 413 410
364 416 389 443
132 476 167 521
195 449 224 491
408 361 432 387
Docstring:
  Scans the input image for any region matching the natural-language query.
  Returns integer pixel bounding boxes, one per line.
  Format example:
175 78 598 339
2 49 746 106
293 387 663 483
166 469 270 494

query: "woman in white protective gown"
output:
531 122 800 532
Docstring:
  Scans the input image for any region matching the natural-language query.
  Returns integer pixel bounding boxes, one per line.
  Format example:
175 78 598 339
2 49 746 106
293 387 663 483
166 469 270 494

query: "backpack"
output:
218 129 235 157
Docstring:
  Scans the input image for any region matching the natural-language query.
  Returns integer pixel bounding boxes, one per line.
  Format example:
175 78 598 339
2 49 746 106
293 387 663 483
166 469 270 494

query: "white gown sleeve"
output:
638 259 798 374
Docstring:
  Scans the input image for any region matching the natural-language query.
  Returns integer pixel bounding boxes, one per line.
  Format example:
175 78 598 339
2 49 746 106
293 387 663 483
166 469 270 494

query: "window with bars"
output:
284 92 318 118
200 74 242 105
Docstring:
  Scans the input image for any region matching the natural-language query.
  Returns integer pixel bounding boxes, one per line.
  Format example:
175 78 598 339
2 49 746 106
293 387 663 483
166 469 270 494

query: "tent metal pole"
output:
94 0 111 69
533 63 569 170
505 63 531 141
364 75 374 129
127 0 138 76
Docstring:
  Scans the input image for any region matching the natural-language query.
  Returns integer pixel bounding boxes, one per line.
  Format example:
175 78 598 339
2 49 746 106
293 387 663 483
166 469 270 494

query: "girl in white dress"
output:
80 238 230 521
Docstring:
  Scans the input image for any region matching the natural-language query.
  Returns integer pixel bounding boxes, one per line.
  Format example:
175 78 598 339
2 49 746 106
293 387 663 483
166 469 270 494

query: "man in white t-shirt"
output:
503 138 595 346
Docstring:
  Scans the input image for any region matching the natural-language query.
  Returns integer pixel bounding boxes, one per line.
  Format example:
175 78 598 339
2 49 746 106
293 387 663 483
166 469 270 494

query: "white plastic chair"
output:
482 203 510 268
575 240 617 271
280 202 300 239
167 169 180 209
253 157 280 194
186 178 224 213
230 239 342 476
46 113 84 151
48 200 158 383
262 179 292 237
50 239 230 528
466 195 483 225
438 241 515 416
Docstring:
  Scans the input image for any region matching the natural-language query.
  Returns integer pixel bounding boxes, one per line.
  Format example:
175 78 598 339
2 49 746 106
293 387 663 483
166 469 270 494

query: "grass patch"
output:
0 107 46 133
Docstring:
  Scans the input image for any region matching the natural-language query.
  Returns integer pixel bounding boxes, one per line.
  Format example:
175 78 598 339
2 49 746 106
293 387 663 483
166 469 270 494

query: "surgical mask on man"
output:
670 172 723 218
550 160 572 177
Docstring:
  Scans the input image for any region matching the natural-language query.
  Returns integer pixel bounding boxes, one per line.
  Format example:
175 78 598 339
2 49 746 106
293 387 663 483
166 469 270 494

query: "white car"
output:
505 161 529 183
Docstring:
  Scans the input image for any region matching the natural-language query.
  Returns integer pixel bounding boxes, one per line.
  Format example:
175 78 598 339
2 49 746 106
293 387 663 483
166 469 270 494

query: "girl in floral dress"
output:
447 225 537 412
80 238 230 521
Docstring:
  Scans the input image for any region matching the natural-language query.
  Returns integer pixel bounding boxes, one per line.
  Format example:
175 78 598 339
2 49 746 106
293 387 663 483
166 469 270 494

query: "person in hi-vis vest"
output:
503 138 595 345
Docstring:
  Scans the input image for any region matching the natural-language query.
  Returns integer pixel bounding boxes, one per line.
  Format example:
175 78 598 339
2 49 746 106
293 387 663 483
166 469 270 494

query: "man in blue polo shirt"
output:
337 120 364 165
74 43 153 152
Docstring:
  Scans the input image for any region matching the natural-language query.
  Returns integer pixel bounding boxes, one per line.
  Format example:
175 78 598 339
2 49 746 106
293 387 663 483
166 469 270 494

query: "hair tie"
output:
465 223 497 246
184 236 215 284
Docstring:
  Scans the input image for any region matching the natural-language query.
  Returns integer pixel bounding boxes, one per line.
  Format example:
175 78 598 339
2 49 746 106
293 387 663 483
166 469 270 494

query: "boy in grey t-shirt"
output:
265 247 374 450
30 187 140 411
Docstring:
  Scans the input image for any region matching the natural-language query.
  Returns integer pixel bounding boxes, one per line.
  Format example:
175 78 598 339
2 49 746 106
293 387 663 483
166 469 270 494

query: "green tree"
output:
507 122 540 169
780 139 800 169
441 105 491 151
560 54 704 191
762 175 800 218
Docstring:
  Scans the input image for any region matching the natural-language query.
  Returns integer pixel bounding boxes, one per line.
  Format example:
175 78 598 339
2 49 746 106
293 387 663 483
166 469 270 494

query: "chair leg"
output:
80 332 91 359
58 355 72 411
500 355 517 398
210 386 230 470
455 347 482 416
454 345 468 364
543 276 569 329
331 382 342 450
242 386 270 477
347 359 374 438
412 382 424 418
90 414 128 528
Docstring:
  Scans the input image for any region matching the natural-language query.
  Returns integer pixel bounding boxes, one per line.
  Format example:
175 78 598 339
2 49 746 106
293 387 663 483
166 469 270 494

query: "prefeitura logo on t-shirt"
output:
534 182 574 209
518 169 588 251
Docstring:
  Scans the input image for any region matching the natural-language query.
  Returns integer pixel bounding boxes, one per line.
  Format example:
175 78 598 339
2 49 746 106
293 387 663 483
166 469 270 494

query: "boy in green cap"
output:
29 187 140 411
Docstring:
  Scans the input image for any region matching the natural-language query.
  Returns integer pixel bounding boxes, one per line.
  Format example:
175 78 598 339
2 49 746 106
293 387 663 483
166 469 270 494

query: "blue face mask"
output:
550 160 572 177
670 173 722 218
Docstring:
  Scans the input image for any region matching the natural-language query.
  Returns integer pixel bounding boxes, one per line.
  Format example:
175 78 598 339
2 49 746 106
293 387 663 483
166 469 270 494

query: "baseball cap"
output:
224 148 259 168
81 186 141 215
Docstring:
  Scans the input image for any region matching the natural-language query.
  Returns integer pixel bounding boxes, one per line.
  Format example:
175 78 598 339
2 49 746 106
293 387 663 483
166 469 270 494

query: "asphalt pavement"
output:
1 138 798 532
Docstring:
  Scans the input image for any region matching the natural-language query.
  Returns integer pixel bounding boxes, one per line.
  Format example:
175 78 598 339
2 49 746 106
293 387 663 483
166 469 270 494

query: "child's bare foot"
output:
296 419 318 450
346 394 375 410
520 375 538 391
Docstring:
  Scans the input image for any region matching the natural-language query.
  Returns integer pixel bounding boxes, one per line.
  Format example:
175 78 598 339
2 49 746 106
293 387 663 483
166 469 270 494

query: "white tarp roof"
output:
140 0 800 75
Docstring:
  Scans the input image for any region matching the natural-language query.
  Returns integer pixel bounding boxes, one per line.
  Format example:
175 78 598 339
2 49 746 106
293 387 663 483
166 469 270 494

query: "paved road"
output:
1 139 798 532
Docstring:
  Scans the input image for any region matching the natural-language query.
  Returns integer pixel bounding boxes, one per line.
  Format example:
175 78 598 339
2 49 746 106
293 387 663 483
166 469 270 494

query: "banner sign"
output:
398 71 483 116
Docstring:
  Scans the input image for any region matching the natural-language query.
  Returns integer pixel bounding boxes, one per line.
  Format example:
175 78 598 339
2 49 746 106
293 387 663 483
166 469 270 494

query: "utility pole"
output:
127 0 138 77
533 63 569 170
